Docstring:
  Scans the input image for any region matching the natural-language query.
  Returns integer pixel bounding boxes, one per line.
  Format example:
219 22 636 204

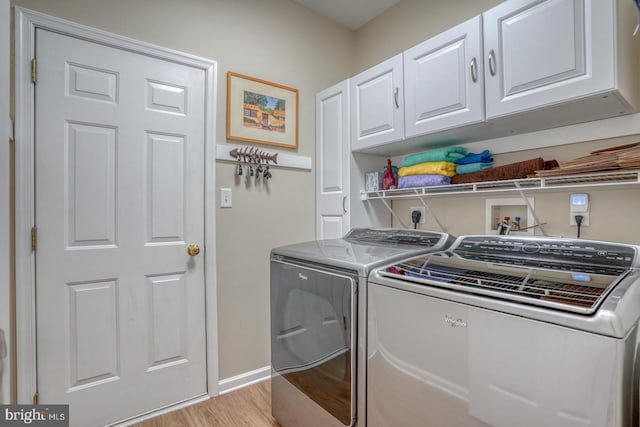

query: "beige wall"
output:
12 0 355 381
355 0 502 72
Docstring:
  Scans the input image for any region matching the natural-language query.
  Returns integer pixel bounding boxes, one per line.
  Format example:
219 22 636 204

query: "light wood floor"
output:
133 380 281 427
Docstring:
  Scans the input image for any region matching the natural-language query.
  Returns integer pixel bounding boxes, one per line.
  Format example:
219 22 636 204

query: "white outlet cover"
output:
570 211 589 226
410 206 426 224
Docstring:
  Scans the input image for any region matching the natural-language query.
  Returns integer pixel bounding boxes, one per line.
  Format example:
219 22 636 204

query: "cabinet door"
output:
350 54 404 151
484 0 615 119
316 80 350 240
404 15 484 137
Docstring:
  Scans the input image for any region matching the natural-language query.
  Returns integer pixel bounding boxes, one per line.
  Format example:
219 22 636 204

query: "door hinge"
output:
31 58 36 83
31 227 37 252
33 392 39 405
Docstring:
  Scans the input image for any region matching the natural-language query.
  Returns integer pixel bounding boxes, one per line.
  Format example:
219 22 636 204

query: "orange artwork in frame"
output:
226 72 299 149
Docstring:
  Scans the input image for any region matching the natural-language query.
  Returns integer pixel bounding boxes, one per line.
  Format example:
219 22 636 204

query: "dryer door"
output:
271 258 356 427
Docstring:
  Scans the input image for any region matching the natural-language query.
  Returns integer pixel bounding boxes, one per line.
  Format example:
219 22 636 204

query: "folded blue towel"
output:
456 162 493 175
398 174 452 188
402 146 467 166
456 149 493 165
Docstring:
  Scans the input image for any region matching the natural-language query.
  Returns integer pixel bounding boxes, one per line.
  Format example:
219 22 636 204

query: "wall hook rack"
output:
229 146 278 165
216 145 312 170
229 146 277 180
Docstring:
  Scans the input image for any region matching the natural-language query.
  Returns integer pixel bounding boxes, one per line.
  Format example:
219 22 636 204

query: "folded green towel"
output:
402 147 468 167
456 162 493 175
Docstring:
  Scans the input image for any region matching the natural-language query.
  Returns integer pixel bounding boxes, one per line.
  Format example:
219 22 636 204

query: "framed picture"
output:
227 72 299 149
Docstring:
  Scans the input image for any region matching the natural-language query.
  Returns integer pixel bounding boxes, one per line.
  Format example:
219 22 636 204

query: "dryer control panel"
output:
345 228 450 248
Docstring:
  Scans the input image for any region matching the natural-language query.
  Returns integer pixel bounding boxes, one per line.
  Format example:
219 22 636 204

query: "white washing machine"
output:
367 235 640 427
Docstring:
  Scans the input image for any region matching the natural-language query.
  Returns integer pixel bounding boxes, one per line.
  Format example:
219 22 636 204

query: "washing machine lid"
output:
271 228 453 276
369 235 640 337
377 235 640 315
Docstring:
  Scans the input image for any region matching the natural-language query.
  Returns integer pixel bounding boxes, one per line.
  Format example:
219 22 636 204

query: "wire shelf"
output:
362 170 640 200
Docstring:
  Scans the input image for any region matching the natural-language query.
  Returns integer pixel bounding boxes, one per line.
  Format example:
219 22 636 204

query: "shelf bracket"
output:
379 197 408 228
514 182 547 236
415 194 448 234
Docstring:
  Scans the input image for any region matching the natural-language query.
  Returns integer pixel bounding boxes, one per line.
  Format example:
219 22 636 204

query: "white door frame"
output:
14 7 219 404
0 0 11 405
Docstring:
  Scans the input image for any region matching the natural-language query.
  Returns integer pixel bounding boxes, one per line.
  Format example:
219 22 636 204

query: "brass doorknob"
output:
187 244 201 256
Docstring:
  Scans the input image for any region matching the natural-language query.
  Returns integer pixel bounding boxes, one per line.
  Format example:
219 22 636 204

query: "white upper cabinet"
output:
404 15 485 137
344 0 638 156
483 0 637 119
350 54 404 151
316 80 350 240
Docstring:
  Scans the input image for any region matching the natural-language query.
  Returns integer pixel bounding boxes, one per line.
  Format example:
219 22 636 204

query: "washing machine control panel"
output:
453 236 638 271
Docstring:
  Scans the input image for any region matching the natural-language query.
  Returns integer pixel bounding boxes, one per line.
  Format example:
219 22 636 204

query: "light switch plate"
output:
220 188 232 208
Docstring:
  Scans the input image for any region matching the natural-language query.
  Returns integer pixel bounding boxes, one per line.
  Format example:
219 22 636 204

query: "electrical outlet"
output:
570 212 589 226
569 193 589 226
410 206 426 224
220 188 232 208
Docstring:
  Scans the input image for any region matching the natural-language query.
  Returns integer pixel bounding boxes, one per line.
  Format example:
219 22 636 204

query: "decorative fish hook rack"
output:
229 146 278 180
229 146 278 165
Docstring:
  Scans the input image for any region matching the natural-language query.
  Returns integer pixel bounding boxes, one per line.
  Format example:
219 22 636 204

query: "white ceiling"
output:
291 0 402 30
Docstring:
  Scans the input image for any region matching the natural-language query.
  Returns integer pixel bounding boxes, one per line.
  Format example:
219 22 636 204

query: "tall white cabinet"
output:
316 80 392 239
316 81 350 240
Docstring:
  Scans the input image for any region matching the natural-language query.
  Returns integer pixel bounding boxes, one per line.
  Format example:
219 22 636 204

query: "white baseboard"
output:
218 365 271 395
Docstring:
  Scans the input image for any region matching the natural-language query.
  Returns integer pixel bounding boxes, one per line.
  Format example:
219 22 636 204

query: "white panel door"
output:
350 54 404 151
316 80 350 240
35 29 207 426
404 15 484 137
484 0 615 119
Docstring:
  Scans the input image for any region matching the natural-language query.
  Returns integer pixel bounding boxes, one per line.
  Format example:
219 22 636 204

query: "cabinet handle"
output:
488 50 497 76
394 87 399 108
470 57 478 82
342 196 347 214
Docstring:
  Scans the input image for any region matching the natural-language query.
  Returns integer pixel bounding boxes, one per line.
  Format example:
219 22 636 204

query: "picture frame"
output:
226 72 299 149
